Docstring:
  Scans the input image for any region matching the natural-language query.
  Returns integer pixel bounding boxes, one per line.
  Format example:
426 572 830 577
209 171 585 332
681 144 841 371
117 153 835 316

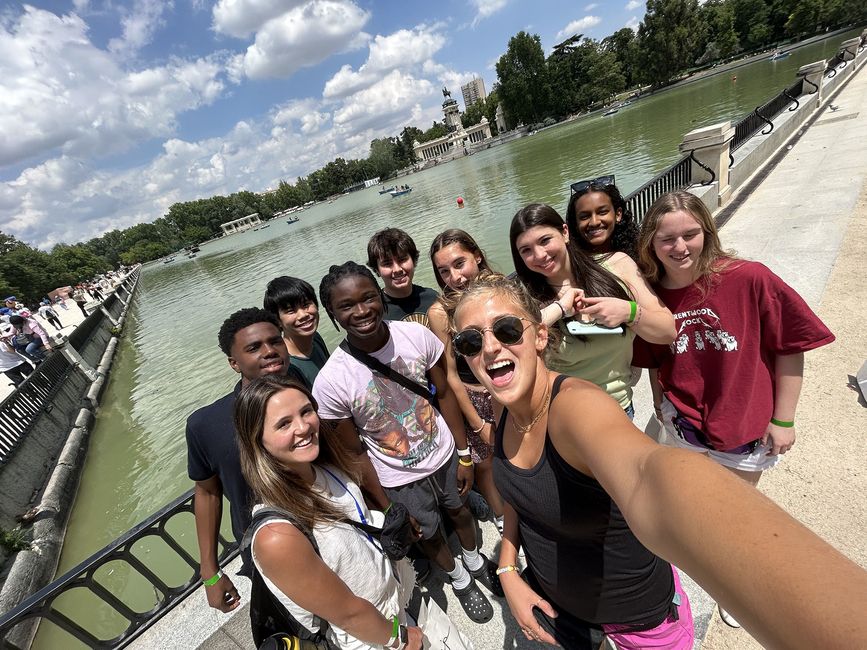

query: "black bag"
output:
242 507 334 649
339 339 439 410
342 501 416 561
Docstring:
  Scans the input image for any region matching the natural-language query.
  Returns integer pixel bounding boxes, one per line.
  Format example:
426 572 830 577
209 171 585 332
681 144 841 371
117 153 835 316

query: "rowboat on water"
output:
389 187 412 197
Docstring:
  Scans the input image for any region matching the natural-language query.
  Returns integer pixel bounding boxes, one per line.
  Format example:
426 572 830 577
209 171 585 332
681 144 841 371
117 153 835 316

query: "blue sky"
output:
0 0 646 248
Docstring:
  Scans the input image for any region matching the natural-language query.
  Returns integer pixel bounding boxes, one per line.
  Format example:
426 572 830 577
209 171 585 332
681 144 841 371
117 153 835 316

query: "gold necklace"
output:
512 381 551 435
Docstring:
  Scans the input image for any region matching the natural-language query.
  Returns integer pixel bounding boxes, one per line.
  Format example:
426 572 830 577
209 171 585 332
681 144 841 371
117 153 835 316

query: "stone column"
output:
797 60 826 107
840 37 860 61
679 120 735 207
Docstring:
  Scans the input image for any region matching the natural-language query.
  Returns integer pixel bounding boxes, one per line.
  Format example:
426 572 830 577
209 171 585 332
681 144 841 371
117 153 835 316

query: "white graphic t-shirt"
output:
313 321 455 488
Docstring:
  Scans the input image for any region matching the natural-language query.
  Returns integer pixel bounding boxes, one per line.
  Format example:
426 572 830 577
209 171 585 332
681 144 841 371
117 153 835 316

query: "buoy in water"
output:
457 197 464 208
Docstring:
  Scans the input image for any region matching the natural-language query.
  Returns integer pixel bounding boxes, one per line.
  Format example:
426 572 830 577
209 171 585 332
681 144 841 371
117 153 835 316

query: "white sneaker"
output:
718 605 741 628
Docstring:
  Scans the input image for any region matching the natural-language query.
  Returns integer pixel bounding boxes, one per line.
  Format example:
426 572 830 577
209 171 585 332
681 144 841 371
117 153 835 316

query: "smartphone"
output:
566 320 624 336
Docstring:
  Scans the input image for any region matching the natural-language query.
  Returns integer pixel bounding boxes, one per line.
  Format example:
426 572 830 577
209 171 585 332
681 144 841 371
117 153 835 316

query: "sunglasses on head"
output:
452 315 535 357
569 174 616 196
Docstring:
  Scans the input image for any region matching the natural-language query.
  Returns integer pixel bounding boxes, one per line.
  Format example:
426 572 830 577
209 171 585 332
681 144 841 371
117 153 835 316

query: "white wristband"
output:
456 447 471 457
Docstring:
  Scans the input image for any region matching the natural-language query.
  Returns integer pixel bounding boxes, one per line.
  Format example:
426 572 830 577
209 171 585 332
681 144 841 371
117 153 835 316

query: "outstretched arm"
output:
550 379 867 649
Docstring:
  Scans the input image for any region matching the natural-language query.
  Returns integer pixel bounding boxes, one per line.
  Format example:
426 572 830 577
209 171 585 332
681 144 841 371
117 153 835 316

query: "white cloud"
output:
212 0 306 38
625 15 640 31
625 0 643 11
108 0 173 56
235 1 370 80
0 6 226 167
323 24 446 99
584 3 598 9
555 16 602 42
333 70 432 132
470 0 507 26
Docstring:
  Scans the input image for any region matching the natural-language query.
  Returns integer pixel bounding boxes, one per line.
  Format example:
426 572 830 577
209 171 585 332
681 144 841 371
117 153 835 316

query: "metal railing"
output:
0 353 73 466
731 78 804 153
0 490 238 649
624 155 692 222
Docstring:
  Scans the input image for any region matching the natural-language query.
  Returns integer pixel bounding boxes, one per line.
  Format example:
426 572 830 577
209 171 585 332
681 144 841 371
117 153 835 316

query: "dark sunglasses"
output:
452 315 535 357
569 174 616 196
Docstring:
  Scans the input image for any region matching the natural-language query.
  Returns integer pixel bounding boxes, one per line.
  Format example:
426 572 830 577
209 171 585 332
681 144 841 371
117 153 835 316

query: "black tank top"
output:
492 375 674 629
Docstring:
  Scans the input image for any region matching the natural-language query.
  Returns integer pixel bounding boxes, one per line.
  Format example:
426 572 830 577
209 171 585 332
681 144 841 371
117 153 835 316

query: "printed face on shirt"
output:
376 254 415 295
652 209 705 282
572 191 622 252
433 243 483 291
261 388 321 468
330 275 386 343
228 322 289 381
453 292 548 408
514 224 571 279
278 301 319 341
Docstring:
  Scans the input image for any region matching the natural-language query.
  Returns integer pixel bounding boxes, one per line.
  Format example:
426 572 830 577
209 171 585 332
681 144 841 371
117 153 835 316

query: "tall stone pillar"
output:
679 120 735 207
797 60 826 108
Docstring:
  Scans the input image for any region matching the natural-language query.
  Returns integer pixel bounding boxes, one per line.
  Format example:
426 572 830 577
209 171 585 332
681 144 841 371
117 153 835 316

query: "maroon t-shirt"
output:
633 261 834 449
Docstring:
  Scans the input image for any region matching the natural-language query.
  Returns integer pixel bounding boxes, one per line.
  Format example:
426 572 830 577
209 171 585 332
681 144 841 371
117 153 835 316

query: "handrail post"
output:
797 60 826 108
840 37 861 62
678 120 734 207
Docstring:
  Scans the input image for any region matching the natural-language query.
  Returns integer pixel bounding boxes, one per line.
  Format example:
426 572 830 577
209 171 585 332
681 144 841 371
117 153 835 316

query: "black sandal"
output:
452 578 493 623
465 554 504 597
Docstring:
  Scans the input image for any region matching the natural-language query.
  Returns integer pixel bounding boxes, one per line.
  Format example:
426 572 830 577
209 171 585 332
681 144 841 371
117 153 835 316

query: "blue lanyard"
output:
321 467 376 545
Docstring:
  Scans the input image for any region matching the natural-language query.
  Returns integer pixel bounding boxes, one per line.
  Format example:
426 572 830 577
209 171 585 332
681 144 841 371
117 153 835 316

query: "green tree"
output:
460 101 486 128
601 28 640 88
419 122 449 143
50 244 110 283
730 0 771 49
637 0 704 86
496 31 553 125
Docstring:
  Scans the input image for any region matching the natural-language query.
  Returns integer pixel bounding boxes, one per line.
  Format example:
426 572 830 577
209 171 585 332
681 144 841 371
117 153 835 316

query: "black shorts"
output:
383 452 466 539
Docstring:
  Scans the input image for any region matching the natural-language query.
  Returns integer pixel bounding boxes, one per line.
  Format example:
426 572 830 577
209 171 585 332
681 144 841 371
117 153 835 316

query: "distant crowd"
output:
185 181 863 650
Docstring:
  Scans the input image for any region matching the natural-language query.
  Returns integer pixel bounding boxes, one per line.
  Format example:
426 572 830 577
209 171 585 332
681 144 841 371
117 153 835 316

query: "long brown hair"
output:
234 374 359 529
637 191 738 298
429 229 494 293
509 204 630 302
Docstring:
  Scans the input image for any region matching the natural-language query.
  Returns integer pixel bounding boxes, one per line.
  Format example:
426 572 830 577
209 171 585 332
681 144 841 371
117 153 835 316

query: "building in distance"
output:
461 77 487 110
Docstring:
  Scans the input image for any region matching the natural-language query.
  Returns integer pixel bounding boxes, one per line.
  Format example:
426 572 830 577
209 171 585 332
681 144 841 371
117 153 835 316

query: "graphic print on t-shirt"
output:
671 307 739 355
355 356 440 467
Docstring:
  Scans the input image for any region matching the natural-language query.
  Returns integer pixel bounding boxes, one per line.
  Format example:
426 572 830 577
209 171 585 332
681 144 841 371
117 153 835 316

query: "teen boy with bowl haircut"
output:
186 308 304 612
366 228 439 326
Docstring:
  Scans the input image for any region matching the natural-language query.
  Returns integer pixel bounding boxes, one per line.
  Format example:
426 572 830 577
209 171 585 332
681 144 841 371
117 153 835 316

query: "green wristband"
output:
770 417 794 428
202 570 222 587
383 502 393 515
392 614 400 639
627 301 638 324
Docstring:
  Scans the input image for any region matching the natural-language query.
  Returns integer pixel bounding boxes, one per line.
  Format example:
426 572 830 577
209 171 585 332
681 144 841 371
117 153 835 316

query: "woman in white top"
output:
234 374 422 650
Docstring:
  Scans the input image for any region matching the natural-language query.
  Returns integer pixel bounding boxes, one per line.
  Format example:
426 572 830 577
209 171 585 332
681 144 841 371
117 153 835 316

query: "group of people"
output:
187 180 866 650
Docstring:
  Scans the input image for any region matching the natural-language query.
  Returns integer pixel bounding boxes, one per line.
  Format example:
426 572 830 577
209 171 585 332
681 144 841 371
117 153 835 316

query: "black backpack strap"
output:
339 339 435 403
243 506 329 641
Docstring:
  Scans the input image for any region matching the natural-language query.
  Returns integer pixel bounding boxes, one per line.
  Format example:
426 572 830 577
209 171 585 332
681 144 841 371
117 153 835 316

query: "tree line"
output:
495 0 866 127
2 0 863 298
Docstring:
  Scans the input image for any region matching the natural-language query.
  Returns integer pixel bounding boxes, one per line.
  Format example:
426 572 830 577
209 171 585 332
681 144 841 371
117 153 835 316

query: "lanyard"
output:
321 467 376 546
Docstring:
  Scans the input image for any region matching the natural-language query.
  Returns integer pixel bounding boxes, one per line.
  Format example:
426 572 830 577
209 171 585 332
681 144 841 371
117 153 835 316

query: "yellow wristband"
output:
458 457 474 467
495 564 519 576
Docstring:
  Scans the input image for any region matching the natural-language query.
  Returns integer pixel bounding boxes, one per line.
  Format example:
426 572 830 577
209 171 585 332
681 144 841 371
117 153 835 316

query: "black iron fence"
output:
0 353 73 466
624 155 692 222
0 490 238 649
731 78 805 153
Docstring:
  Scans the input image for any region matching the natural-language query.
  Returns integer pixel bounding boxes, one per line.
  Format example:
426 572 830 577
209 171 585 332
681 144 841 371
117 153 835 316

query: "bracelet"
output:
552 301 566 319
496 564 519 576
458 457 474 467
386 615 400 648
770 417 794 428
630 304 643 328
627 300 637 324
384 502 393 515
456 446 472 457
471 421 486 434
202 570 222 587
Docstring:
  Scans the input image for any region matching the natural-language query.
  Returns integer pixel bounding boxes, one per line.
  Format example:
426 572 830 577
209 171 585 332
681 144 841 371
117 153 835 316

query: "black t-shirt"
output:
186 381 252 549
382 284 439 327
289 332 330 389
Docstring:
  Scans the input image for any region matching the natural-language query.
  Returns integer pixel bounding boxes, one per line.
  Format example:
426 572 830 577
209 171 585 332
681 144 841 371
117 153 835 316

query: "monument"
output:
413 86 492 163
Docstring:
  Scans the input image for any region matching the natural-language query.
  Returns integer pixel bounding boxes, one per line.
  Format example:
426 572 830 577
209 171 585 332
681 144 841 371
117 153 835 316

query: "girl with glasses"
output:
427 229 505 533
634 191 835 627
450 272 866 650
566 176 639 260
234 375 422 649
509 203 675 418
